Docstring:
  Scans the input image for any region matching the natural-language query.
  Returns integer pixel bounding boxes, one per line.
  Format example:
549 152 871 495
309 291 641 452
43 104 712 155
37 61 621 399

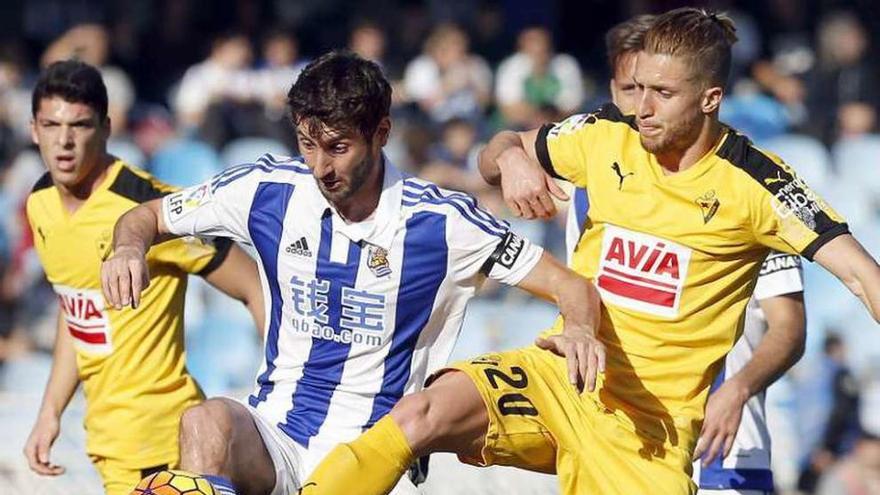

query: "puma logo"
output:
611 162 634 190
764 171 787 186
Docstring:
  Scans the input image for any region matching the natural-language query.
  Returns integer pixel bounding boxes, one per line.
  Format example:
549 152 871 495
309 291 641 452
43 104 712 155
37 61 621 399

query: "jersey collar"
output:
322 155 403 250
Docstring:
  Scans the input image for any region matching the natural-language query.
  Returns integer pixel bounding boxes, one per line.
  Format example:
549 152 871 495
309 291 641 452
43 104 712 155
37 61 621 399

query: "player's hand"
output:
536 331 605 393
23 414 65 476
693 378 750 466
497 146 568 220
101 245 150 310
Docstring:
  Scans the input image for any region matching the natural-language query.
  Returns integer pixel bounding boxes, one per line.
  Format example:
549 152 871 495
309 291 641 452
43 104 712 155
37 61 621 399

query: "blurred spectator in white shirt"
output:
495 26 584 129
252 29 307 120
173 32 253 130
403 23 492 124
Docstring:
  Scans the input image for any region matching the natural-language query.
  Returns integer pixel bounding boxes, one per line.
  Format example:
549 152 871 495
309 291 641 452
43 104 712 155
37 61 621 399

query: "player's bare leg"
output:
179 398 275 495
391 370 488 458
302 371 488 494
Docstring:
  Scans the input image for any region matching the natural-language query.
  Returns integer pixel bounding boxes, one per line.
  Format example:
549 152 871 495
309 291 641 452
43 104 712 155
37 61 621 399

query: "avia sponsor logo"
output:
285 237 313 257
596 225 691 317
54 285 113 354
767 173 825 230
759 253 801 276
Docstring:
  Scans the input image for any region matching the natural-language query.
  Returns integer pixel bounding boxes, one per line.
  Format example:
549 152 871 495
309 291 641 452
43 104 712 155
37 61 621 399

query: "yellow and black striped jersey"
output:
26 160 230 464
536 104 847 446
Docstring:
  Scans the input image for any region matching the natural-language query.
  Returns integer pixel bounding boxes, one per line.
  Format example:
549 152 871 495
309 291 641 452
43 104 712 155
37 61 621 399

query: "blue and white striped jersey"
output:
163 153 542 449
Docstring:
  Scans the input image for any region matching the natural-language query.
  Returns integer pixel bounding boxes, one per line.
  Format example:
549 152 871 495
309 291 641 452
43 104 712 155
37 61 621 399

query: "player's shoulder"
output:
211 152 311 192
545 103 637 138
715 128 792 190
108 161 176 204
401 176 509 237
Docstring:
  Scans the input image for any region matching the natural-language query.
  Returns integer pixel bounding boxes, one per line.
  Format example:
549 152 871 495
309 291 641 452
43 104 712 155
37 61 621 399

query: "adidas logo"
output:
285 237 313 257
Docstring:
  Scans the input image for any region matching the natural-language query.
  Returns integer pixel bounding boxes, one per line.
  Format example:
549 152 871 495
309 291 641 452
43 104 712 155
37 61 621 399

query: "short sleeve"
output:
744 156 848 261
535 104 632 188
162 164 258 244
443 195 543 287
753 252 804 300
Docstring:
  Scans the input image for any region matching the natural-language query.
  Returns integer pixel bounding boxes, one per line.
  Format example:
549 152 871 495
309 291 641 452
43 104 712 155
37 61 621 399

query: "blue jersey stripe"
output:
574 187 589 235
401 186 507 237
247 182 296 407
403 180 508 232
283 211 363 447
365 212 448 427
212 156 309 192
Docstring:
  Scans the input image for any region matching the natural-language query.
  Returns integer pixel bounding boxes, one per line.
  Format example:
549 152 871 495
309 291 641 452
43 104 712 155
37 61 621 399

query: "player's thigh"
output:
555 406 696 495
192 398 277 493
392 368 489 459
439 348 566 474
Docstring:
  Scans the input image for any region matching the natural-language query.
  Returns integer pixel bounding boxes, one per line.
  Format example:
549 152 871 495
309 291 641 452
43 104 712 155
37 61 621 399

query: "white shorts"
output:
242 401 420 495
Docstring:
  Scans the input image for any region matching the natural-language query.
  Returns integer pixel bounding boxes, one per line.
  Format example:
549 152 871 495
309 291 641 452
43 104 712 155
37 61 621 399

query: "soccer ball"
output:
130 470 217 495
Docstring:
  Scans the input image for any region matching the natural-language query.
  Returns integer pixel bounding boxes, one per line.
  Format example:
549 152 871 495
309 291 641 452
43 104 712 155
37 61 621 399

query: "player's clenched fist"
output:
536 331 606 393
101 245 150 310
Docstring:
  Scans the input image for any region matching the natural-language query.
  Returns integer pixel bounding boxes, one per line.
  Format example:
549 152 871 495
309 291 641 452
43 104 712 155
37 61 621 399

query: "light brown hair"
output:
605 15 655 72
643 7 737 88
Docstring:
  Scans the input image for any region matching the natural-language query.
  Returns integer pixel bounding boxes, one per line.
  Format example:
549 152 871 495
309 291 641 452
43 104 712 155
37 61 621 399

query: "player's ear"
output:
374 117 391 147
30 119 39 145
702 86 723 114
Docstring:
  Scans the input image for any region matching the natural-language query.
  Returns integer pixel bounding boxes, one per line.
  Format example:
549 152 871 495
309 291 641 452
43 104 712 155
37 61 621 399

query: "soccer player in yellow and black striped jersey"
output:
299 8 880 495
22 60 264 495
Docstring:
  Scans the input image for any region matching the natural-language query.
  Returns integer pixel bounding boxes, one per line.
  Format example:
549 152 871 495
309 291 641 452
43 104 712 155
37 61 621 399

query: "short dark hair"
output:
605 15 655 73
643 7 738 88
32 60 108 121
287 50 391 140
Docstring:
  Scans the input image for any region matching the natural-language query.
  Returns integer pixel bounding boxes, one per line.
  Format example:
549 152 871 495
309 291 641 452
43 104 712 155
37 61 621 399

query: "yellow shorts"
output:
90 454 177 495
445 346 697 495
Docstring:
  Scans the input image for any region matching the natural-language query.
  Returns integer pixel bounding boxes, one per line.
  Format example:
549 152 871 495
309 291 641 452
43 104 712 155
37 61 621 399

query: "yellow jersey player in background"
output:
21 60 264 495
300 8 880 495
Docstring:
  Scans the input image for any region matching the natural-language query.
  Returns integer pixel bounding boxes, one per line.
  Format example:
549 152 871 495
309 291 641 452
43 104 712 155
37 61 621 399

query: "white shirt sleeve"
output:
753 252 804 300
161 164 258 244
495 54 528 105
445 195 543 287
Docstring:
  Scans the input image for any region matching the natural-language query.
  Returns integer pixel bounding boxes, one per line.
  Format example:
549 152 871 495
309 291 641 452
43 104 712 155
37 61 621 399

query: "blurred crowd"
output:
0 1 878 494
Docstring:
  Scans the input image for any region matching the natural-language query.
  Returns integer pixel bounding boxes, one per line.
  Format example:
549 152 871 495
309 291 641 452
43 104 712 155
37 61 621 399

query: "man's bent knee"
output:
179 399 237 471
390 370 488 458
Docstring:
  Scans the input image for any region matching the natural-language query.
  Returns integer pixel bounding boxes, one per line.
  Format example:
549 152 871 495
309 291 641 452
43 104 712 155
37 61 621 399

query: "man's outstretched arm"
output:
695 292 806 465
814 234 880 322
101 198 173 310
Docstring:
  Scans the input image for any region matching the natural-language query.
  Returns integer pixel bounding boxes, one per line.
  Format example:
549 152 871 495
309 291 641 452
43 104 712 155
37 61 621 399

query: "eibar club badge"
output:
696 190 720 224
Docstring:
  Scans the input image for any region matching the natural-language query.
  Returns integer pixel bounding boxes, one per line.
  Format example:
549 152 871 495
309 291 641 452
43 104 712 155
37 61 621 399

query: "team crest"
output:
367 245 392 277
696 190 720 224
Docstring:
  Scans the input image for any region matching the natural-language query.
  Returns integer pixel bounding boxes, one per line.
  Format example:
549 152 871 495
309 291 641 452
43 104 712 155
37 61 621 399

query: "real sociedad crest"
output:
367 244 392 277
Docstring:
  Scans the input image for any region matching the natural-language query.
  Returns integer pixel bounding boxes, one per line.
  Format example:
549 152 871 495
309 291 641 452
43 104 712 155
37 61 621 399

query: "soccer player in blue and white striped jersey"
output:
102 51 604 495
